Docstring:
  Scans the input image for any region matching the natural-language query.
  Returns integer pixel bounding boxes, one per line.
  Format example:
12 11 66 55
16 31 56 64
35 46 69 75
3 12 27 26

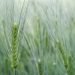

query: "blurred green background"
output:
0 0 75 75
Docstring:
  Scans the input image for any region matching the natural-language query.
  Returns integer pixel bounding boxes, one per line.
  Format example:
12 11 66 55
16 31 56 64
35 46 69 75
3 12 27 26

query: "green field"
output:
0 0 75 75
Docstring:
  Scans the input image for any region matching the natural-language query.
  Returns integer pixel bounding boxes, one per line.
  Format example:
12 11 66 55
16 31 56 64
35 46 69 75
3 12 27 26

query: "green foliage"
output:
0 0 75 75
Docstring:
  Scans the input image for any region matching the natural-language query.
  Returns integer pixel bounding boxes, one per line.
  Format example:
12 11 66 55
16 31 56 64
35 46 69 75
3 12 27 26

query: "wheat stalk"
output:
11 23 19 75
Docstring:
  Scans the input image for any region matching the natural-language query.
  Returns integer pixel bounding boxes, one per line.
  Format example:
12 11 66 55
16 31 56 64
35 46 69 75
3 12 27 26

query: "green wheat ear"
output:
11 23 19 69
